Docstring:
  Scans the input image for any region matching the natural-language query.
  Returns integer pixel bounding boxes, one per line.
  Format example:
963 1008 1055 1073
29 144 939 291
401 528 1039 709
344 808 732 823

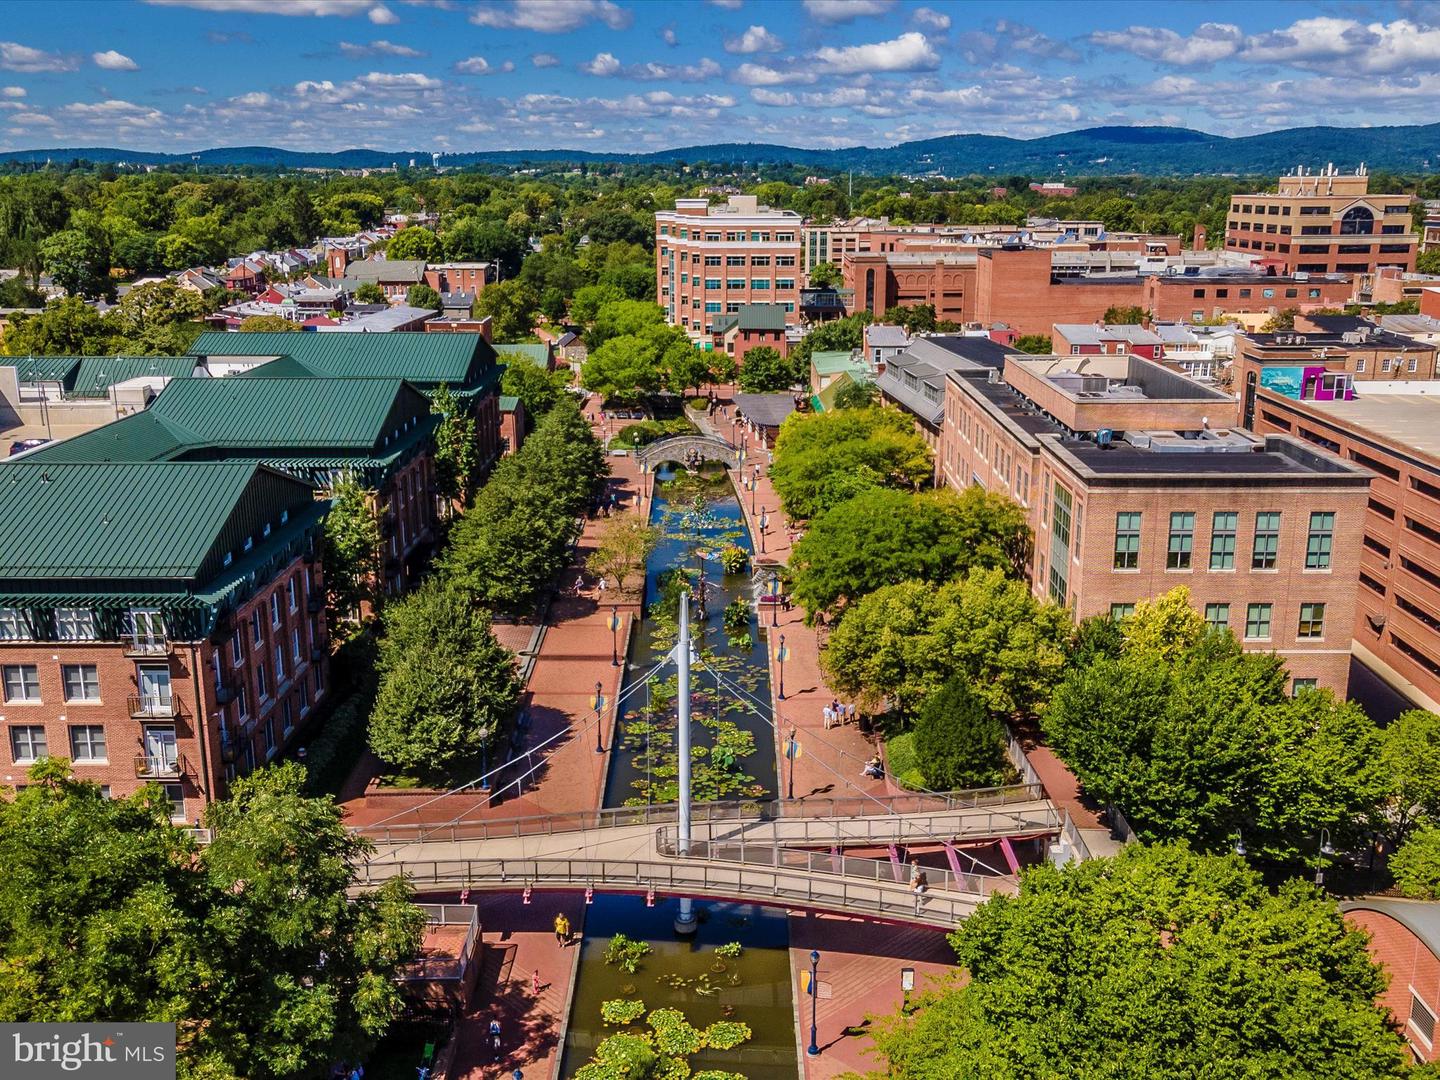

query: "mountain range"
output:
6 123 1440 176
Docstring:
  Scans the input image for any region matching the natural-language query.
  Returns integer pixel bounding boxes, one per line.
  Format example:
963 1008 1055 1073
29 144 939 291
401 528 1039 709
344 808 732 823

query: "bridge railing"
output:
655 827 1017 899
354 855 985 929
351 783 1048 844
692 803 1060 847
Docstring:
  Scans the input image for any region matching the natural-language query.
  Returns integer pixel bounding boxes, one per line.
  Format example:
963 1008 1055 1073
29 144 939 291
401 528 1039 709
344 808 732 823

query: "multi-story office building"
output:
1224 166 1417 275
656 196 803 340
938 353 1372 693
0 461 330 817
1249 381 1440 716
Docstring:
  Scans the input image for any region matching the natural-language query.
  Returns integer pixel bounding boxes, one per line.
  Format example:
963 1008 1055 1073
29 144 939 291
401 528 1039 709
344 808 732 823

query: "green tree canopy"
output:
587 298 666 349
323 474 382 625
735 345 800 392
581 326 679 404
831 379 879 410
474 278 539 341
239 314 299 333
770 406 932 520
823 569 1070 720
1392 826 1440 899
789 487 1031 621
501 357 570 419
883 303 936 335
353 281 387 305
1102 305 1148 324
0 759 426 1080
1377 708 1440 845
384 226 440 262
40 225 111 298
405 283 442 311
430 382 479 505
863 843 1408 1080
807 261 842 289
368 578 523 782
913 677 1009 789
1012 333 1052 354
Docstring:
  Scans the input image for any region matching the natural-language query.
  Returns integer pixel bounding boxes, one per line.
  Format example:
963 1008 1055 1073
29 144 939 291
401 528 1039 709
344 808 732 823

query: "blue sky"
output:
1 0 1439 153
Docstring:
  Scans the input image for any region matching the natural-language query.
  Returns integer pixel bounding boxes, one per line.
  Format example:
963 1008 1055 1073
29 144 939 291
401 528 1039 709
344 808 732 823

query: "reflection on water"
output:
558 894 797 1079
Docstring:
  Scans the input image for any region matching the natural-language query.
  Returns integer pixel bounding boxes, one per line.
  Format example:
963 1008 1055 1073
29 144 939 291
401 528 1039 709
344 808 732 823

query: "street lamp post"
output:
608 605 620 667
777 633 787 701
807 950 820 1056
1316 828 1335 887
592 681 605 754
770 569 779 628
751 477 757 516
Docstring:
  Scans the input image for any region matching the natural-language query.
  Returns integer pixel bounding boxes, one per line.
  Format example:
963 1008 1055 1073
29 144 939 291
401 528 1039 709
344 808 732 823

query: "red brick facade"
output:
1344 905 1440 1063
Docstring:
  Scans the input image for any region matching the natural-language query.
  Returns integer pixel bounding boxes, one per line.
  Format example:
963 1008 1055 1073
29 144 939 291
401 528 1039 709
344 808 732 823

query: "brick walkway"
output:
787 913 957 1080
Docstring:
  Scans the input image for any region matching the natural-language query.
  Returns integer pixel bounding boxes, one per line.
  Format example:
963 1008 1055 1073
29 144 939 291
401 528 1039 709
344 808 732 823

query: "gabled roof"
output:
344 259 426 284
11 355 81 384
0 461 313 581
21 410 194 464
190 330 497 391
68 355 200 397
493 343 551 368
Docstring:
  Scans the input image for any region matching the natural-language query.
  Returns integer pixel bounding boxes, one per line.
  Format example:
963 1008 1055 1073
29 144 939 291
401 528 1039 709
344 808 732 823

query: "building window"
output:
236 683 248 721
1167 512 1195 570
161 783 184 821
251 609 262 646
263 715 276 756
1210 512 1237 570
9 724 47 762
292 628 303 663
1204 603 1230 631
54 608 97 641
1252 512 1281 570
1305 512 1334 570
257 660 269 700
287 577 298 611
61 664 100 702
0 607 29 641
1292 678 1319 696
1109 603 1135 620
1245 603 1273 640
1410 992 1436 1048
1048 485 1073 604
274 643 285 685
69 724 107 762
2 664 40 702
1356 357 1366 373
282 699 294 735
1410 357 1420 374
270 593 281 627
751 279 770 290
1298 602 1326 639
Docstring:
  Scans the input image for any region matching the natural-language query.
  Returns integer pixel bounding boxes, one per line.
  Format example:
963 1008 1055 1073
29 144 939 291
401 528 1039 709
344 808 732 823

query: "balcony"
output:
121 634 172 658
129 693 181 718
134 752 186 779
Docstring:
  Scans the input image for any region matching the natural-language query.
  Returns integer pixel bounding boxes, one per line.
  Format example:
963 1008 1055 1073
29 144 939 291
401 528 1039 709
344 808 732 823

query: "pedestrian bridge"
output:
352 787 1062 930
636 434 741 471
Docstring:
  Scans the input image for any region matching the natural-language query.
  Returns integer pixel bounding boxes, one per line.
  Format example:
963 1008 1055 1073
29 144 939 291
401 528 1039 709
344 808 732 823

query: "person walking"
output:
532 969 542 997
488 1018 502 1057
822 704 834 730
554 911 571 946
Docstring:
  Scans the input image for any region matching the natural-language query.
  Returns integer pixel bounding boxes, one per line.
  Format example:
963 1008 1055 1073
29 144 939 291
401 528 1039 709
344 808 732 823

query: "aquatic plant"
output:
714 941 743 959
602 933 653 975
600 998 647 1025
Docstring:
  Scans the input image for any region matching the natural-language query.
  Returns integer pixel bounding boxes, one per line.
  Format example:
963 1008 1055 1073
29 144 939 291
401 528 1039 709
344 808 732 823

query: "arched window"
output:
1340 206 1374 235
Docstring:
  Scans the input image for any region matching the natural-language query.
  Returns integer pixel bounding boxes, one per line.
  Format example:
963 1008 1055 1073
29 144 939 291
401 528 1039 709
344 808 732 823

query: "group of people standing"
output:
822 699 857 730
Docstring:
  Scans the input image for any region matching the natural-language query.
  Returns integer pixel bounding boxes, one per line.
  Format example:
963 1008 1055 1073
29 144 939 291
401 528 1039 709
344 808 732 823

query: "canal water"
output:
559 462 798 1077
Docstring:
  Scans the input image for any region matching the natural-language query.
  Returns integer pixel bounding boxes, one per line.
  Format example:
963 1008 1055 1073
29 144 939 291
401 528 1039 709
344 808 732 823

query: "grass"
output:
884 730 929 791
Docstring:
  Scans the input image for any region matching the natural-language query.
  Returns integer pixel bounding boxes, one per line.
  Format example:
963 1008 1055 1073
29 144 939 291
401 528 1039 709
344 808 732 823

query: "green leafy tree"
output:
501 358 569 419
1044 632 1387 861
441 217 526 276
913 677 1008 789
1392 826 1440 899
831 379 879 410
475 278 539 341
807 261 842 289
582 331 666 404
770 406 932 520
1102 305 1148 324
662 342 712 396
353 281 387 304
3 297 112 356
823 570 1070 719
0 759 426 1080
384 227 440 262
790 487 1030 621
405 283 442 310
323 474 382 624
862 843 1409 1080
1417 249 1440 275
1377 709 1440 845
1262 307 1300 332
883 303 936 335
790 311 871 370
368 579 523 782
736 345 800 392
40 226 112 299
587 298 666 350
1119 585 1205 661
571 283 626 325
239 314 299 333
1012 333 1052 354
587 517 660 595
430 383 479 506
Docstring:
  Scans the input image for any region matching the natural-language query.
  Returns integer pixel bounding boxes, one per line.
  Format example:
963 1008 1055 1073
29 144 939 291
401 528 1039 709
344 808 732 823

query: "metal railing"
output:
350 782 1048 844
687 803 1060 848
354 855 987 929
397 903 480 983
1005 733 1043 789
134 752 185 779
121 634 172 657
128 693 180 718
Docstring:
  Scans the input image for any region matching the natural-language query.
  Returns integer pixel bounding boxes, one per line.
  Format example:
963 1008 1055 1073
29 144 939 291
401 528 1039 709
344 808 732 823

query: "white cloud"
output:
368 3 398 23
148 0 398 18
731 61 817 86
1089 22 1242 66
454 55 510 74
581 52 622 76
531 52 560 67
93 50 140 71
814 31 938 73
470 0 631 32
707 0 742 7
339 39 426 58
61 99 166 127
911 6 949 31
660 22 678 47
725 25 782 54
229 91 273 106
802 0 893 25
1 86 25 98
750 88 796 106
8 111 56 126
355 70 442 90
0 42 77 73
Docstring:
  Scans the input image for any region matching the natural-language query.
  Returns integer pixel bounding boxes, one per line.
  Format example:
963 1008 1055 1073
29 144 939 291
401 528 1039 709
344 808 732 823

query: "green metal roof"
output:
810 351 868 378
10 355 81 384
190 330 497 389
0 462 314 581
493 343 550 368
68 355 199 397
149 376 428 451
498 395 520 412
731 304 788 332
21 410 194 464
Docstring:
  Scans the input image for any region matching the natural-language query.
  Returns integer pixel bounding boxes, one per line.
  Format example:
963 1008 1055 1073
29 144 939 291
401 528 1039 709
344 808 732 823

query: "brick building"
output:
712 303 789 366
1342 899 1440 1063
1248 382 1440 716
938 353 1372 693
656 195 803 339
0 461 329 817
1053 323 1165 359
1224 166 1418 274
1142 270 1352 323
877 336 1011 473
187 330 503 468
844 251 974 322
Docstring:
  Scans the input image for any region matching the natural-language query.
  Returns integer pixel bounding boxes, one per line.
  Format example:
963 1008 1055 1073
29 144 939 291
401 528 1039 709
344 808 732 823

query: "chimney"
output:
1192 223 1207 252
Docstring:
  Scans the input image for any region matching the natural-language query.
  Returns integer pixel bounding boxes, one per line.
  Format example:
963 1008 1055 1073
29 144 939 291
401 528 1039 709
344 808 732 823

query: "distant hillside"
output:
8 123 1440 175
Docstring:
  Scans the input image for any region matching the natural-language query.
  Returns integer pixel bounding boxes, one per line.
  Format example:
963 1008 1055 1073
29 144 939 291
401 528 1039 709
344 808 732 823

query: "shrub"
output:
1392 827 1440 899
913 677 1008 790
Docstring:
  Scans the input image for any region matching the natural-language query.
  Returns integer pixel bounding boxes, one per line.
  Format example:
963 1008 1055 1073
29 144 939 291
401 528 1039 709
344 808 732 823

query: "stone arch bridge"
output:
637 435 740 471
